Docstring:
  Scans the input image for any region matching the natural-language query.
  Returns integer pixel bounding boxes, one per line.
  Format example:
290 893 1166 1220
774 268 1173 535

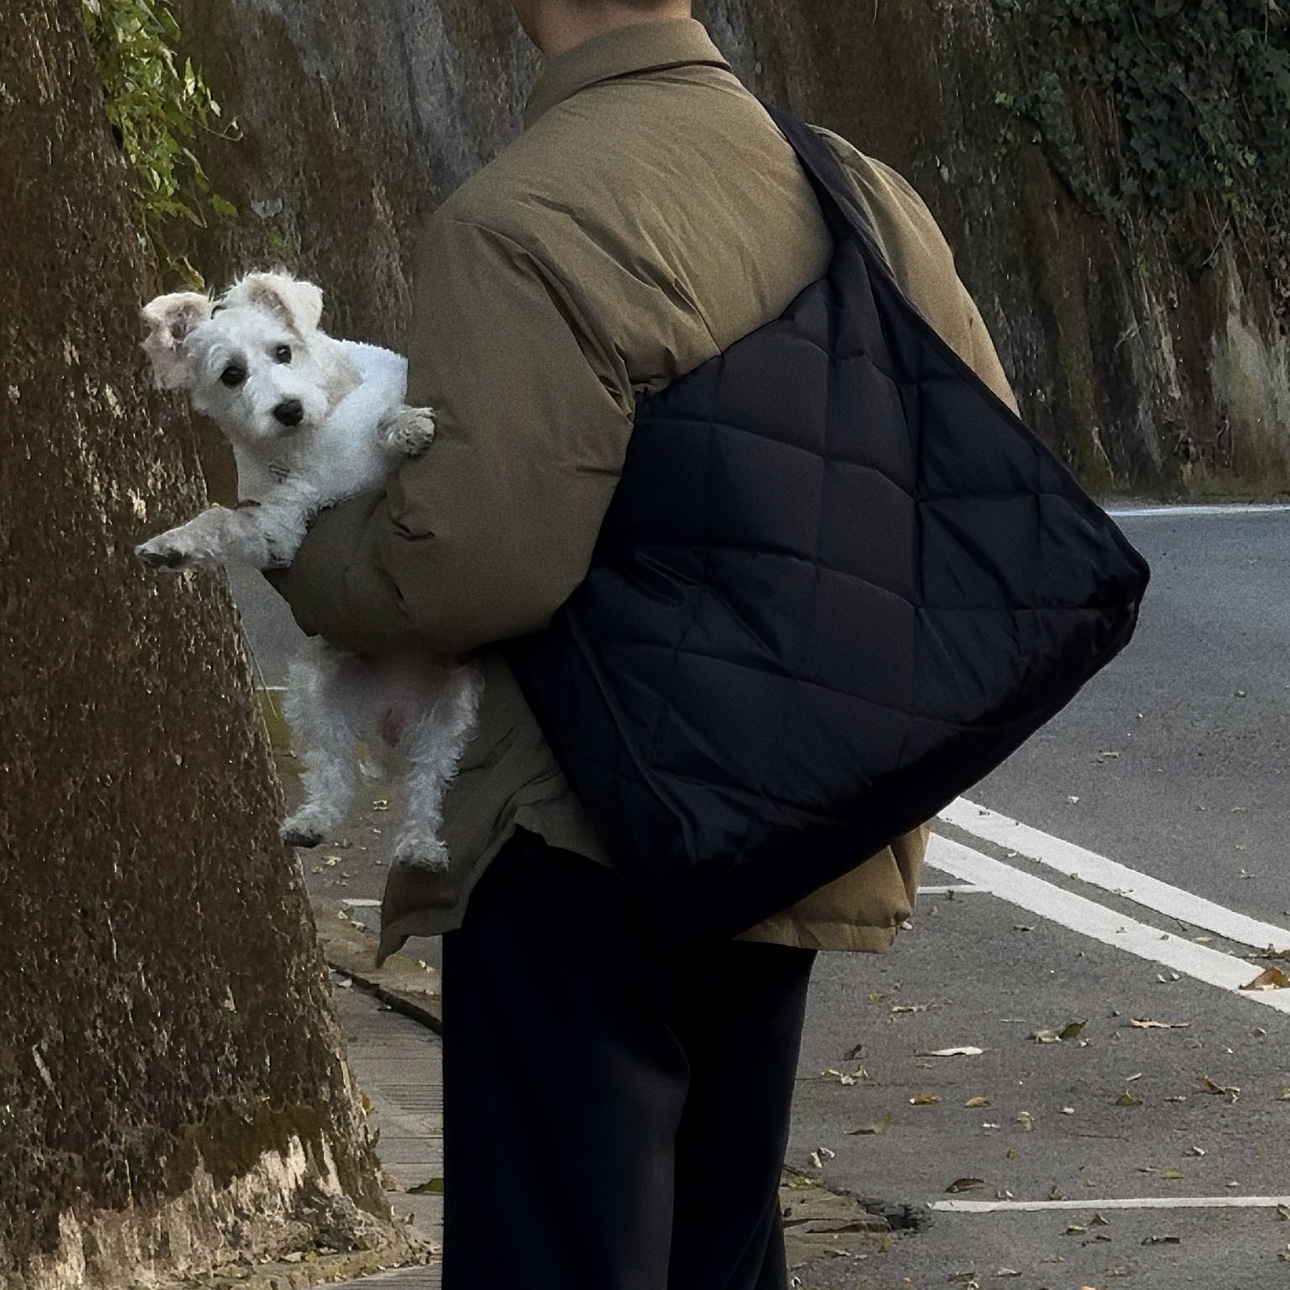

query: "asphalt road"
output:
790 507 1290 1290
230 505 1290 1290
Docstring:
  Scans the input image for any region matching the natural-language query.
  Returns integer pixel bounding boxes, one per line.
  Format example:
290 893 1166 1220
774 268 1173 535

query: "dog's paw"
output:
281 822 325 849
382 405 436 459
135 537 201 571
393 839 450 873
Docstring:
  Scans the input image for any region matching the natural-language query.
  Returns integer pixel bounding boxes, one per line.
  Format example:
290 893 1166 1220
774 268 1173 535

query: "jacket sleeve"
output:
271 217 634 657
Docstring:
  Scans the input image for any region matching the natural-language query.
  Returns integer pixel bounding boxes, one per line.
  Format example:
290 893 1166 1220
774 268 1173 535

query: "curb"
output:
312 899 442 1032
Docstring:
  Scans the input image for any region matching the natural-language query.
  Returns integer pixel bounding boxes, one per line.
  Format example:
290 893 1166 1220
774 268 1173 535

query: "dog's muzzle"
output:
273 399 305 428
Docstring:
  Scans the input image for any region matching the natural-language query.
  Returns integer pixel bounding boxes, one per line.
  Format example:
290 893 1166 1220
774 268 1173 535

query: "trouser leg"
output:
440 830 814 1290
441 833 686 1290
666 941 815 1290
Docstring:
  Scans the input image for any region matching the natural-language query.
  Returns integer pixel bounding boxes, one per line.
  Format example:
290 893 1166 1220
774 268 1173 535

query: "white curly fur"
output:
137 271 481 871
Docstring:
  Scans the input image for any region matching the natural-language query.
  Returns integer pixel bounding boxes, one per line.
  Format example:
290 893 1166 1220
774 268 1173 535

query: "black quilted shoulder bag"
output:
507 105 1150 941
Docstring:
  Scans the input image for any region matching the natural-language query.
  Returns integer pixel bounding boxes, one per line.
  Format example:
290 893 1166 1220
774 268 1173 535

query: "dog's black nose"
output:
273 400 304 427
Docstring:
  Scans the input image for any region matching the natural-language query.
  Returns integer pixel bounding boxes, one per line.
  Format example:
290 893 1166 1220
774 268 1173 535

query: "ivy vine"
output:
993 0 1290 285
81 0 237 275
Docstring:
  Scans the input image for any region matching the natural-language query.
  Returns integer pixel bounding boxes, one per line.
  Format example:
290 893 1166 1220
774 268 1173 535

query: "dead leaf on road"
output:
910 1091 942 1106
822 1067 868 1086
1031 1019 1086 1043
1197 1075 1240 1101
1129 1018 1190 1030
890 1001 934 1015
1241 966 1290 991
847 1111 894 1136
965 1095 993 1108
1116 1091 1144 1107
919 1046 985 1058
1141 1234 1181 1245
945 1177 985 1193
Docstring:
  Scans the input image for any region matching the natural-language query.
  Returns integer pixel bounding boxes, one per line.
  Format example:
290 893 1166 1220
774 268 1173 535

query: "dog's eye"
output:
220 365 246 388
274 345 292 364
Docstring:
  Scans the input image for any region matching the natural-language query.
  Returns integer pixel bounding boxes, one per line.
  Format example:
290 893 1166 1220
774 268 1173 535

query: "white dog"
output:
137 271 481 872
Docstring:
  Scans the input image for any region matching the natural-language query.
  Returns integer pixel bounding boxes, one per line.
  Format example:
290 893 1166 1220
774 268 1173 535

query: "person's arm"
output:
272 217 633 657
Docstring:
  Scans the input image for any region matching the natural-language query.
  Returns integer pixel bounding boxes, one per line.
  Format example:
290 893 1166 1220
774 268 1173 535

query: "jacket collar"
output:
524 18 731 130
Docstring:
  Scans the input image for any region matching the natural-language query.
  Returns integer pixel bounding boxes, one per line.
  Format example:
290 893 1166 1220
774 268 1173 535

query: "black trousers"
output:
441 830 816 1290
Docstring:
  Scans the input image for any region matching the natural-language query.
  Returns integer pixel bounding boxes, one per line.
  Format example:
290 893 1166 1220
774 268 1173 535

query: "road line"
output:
924 836 1290 1014
935 1195 1290 1214
1106 504 1290 518
938 798 1290 953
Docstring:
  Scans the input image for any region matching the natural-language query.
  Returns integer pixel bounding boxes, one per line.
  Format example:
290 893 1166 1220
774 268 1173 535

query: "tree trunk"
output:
0 5 395 1285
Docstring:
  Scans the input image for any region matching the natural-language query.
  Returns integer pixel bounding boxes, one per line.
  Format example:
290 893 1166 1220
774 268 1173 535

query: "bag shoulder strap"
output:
761 103 889 264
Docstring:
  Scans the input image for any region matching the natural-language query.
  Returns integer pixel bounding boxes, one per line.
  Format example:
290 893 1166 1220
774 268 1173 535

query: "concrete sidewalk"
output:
327 979 444 1290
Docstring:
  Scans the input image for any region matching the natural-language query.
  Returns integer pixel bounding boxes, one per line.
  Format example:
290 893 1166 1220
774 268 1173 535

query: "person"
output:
271 1 1017 1285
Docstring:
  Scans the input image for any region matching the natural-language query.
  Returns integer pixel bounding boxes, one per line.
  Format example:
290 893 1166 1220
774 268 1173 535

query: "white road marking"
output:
1106 503 1290 518
935 1195 1290 1214
938 798 1290 953
925 835 1290 1014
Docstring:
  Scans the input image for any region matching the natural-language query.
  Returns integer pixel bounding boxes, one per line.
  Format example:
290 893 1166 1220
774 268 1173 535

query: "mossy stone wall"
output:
168 0 1289 500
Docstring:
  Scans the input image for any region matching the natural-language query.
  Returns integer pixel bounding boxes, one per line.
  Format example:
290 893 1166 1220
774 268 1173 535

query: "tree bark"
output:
0 5 394 1285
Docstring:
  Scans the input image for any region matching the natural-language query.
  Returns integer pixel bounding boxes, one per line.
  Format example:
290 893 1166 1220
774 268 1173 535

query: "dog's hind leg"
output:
279 646 359 848
393 663 483 873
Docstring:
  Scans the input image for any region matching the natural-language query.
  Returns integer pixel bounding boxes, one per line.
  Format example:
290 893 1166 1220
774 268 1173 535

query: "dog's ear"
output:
140 292 214 389
230 272 325 336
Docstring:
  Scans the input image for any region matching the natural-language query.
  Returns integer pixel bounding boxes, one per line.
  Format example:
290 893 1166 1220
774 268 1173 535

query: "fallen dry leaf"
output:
910 1092 942 1106
1241 966 1290 992
920 1046 985 1058
1129 1018 1190 1030
847 1111 894 1136
965 1095 993 1109
1116 1091 1144 1107
822 1067 868 1086
890 1001 934 1015
1031 1019 1086 1044
1141 1234 1181 1245
1197 1075 1240 1101
1016 1110 1035 1131
945 1177 985 1193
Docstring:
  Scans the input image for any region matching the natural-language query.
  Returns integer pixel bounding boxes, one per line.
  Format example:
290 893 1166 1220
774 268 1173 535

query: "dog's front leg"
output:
136 480 319 572
135 505 248 571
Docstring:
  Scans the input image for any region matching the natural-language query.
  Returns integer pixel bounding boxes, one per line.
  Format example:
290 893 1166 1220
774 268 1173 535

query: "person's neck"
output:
533 4 690 60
